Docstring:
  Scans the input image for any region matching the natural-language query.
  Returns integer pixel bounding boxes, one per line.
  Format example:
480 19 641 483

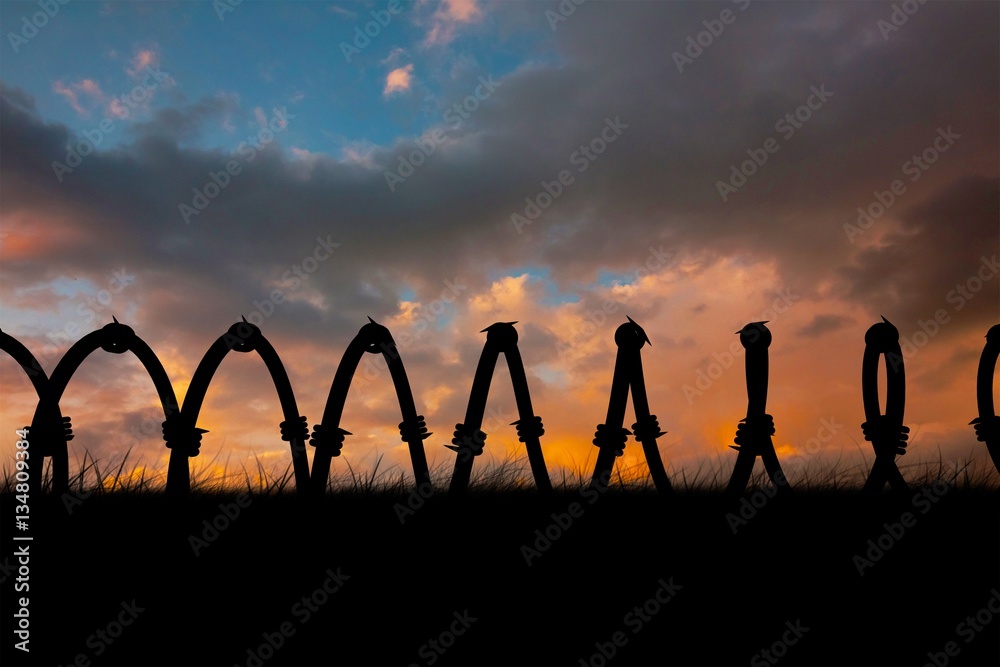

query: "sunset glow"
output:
1 0 997 492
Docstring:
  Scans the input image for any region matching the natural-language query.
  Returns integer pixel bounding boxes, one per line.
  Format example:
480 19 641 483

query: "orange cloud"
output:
424 0 483 46
126 49 157 78
52 81 90 116
440 0 482 22
383 64 415 96
1 257 994 493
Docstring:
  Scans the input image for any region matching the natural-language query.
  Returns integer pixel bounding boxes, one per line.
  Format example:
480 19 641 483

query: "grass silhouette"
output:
4 444 996 498
1 444 996 667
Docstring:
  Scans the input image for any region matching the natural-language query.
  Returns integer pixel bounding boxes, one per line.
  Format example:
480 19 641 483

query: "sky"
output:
1 0 998 490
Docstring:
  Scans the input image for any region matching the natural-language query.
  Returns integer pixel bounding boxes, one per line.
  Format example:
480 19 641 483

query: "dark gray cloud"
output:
839 175 999 337
1 0 997 351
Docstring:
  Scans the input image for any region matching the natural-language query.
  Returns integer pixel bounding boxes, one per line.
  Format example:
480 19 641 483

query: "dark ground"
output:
1 485 998 667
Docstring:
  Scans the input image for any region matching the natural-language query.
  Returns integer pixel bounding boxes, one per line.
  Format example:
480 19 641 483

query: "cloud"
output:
2 1 998 485
52 79 106 116
126 48 158 79
423 0 483 46
796 314 854 338
839 175 999 337
380 47 409 66
327 3 357 19
127 92 241 143
383 64 415 96
52 81 85 116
